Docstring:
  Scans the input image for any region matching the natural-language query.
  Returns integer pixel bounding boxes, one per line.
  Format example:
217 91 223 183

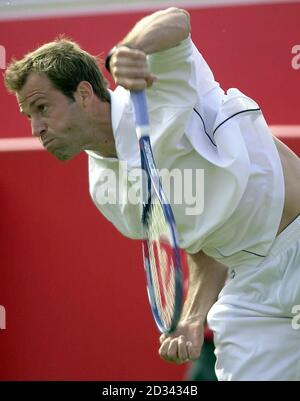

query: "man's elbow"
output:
166 7 191 39
179 8 191 38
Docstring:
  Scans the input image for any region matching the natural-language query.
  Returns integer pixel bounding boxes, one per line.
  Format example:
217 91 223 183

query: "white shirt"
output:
87 37 284 266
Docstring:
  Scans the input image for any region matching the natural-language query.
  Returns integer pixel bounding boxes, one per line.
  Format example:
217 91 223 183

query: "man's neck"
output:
84 99 117 158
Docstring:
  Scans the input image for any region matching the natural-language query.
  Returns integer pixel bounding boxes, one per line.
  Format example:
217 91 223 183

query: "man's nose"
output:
31 118 47 138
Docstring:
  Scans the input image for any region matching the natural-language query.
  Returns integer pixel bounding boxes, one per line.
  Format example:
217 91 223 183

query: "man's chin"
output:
51 150 76 162
57 155 72 162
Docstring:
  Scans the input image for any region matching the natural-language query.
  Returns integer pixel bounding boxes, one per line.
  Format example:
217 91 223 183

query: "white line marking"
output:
0 125 299 152
270 125 300 137
0 0 299 21
0 137 43 151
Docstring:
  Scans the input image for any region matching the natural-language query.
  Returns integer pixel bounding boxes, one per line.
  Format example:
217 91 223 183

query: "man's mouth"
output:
39 136 72 161
42 136 49 144
42 137 55 148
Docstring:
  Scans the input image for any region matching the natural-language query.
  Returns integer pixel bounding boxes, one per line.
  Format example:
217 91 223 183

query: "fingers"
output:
110 46 157 90
159 335 199 364
187 341 200 361
177 336 188 361
113 77 150 91
112 66 150 80
145 74 157 88
159 333 167 344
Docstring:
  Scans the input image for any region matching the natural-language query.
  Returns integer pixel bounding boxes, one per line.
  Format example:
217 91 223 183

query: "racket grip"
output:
130 90 149 127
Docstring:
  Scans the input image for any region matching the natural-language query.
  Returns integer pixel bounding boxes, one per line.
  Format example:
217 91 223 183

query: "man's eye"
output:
37 104 48 113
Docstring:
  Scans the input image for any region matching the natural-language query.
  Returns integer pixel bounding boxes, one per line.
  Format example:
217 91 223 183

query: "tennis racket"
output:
130 90 184 334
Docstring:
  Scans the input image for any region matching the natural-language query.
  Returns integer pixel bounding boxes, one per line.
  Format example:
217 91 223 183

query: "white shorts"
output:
207 214 300 381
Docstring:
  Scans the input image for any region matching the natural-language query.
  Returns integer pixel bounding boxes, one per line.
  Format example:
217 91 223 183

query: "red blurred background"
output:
0 2 299 380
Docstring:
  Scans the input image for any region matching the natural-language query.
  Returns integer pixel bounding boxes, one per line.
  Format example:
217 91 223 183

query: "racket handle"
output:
130 90 149 127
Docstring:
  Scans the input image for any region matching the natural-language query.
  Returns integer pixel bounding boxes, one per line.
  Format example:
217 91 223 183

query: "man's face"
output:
17 73 85 161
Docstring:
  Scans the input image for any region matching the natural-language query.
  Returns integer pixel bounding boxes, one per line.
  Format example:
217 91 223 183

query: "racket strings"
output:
147 199 176 328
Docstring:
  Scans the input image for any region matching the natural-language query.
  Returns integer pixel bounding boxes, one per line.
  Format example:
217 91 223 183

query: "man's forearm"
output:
182 251 228 324
118 7 190 54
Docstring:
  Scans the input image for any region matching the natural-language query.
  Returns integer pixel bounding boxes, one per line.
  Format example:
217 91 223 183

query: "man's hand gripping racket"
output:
130 90 184 335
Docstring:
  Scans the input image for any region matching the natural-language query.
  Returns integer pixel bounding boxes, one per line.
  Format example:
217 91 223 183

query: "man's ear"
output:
74 81 94 107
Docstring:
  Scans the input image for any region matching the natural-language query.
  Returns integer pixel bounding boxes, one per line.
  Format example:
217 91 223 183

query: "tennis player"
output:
4 7 300 380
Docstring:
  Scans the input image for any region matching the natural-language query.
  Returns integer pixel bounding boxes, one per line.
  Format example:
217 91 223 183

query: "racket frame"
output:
131 90 183 334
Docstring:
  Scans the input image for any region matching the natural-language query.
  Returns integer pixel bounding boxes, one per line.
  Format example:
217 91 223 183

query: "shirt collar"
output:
109 87 128 141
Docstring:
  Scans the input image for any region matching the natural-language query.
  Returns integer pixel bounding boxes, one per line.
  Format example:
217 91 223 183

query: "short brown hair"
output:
4 37 110 102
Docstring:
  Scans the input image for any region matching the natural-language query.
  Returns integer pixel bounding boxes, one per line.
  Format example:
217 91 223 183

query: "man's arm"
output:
182 251 228 322
117 7 190 54
159 251 227 364
107 7 190 90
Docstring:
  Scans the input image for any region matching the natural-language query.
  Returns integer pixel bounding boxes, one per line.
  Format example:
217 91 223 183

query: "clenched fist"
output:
158 320 204 364
109 46 157 90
